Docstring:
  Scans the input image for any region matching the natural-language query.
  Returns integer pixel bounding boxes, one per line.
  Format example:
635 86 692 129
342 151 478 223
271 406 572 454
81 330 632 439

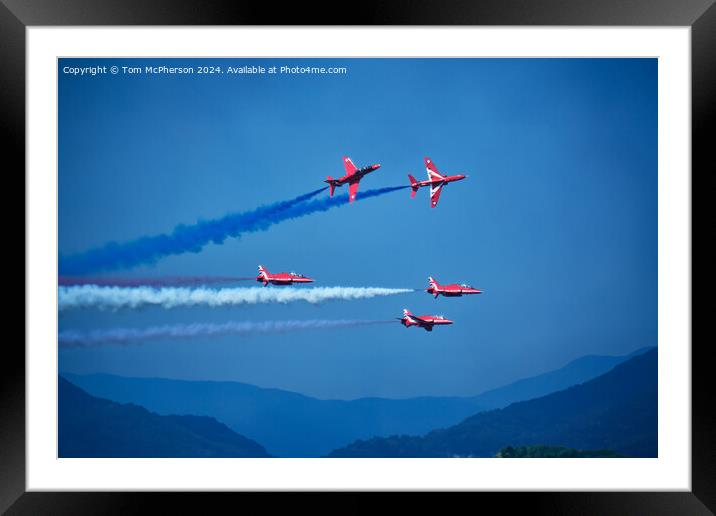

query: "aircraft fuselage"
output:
256 265 314 287
414 174 466 188
326 165 381 186
399 309 454 332
426 277 482 298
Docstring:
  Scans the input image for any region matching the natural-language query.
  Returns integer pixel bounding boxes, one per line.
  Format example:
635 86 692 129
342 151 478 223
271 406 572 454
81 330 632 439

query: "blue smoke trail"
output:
59 186 406 275
271 185 407 222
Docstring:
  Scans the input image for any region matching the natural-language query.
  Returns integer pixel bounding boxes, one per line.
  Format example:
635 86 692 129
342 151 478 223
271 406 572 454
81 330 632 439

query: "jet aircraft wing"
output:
425 157 445 181
343 156 358 176
430 183 444 208
348 179 360 202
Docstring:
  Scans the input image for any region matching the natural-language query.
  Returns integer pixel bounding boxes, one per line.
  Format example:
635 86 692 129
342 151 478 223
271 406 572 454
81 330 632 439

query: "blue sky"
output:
58 58 657 399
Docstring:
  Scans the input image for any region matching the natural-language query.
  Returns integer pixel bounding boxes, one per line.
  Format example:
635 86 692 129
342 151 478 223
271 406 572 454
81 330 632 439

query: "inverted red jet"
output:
256 265 314 286
408 157 467 208
426 276 483 299
398 308 454 332
325 156 381 202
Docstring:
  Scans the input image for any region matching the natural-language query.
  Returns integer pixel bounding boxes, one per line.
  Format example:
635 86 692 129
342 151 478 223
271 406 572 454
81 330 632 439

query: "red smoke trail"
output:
58 276 255 287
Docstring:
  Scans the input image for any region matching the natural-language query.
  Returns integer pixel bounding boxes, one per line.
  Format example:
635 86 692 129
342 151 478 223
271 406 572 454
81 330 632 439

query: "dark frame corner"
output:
6 0 713 513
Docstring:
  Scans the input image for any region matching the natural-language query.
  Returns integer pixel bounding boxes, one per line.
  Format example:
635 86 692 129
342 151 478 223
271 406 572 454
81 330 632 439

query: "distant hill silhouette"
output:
63 347 651 457
58 376 271 457
327 348 657 458
62 373 483 458
470 346 653 410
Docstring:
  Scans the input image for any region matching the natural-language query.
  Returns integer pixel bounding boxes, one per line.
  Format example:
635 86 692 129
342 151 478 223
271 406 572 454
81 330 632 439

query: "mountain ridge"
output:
63 346 653 457
59 376 271 458
327 348 657 457
469 345 654 410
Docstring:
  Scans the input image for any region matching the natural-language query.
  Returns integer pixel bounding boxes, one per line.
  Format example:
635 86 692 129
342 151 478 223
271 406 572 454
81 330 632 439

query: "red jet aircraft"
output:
426 276 483 299
408 157 467 208
256 265 314 286
325 156 381 202
398 308 454 332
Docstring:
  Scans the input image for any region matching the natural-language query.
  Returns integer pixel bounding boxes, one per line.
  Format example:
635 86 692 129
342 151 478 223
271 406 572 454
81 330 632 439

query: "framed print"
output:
5 0 713 513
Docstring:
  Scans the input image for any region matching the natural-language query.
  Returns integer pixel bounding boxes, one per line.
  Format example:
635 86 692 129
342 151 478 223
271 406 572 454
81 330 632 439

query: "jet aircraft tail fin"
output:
257 265 269 286
428 277 440 298
408 174 419 198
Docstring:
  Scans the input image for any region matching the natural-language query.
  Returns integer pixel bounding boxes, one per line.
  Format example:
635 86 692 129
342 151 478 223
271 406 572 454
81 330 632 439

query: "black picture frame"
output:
5 0 712 513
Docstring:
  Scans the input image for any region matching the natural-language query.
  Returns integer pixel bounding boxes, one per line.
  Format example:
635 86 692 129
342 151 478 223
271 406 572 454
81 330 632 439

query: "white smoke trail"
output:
58 285 415 311
58 319 394 347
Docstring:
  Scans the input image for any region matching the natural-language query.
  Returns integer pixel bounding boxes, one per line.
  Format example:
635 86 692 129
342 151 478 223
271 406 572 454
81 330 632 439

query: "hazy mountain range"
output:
62 346 653 457
327 348 657 457
59 376 271 457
